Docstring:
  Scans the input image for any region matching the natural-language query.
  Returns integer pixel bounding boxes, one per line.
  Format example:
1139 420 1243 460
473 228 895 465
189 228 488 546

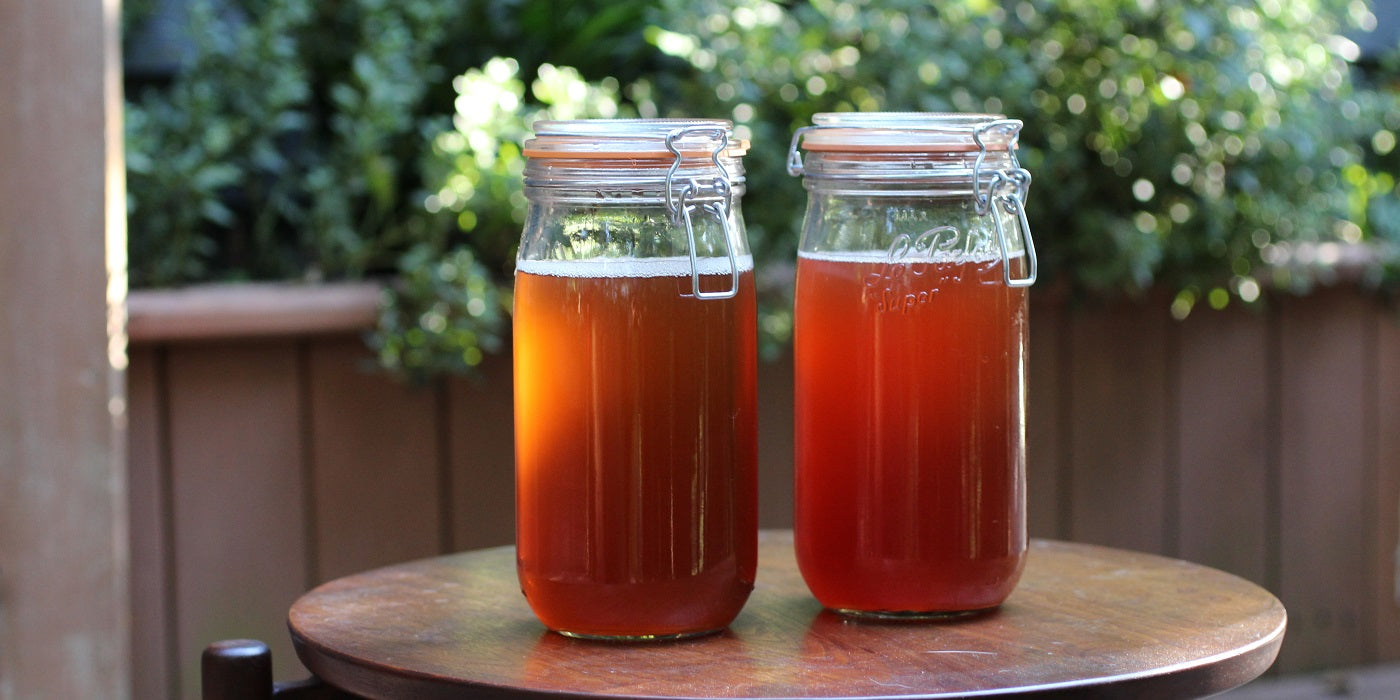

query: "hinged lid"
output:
524 119 749 160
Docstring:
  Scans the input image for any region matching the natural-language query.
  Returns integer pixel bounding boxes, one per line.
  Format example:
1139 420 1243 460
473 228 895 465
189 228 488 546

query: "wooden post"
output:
0 0 130 697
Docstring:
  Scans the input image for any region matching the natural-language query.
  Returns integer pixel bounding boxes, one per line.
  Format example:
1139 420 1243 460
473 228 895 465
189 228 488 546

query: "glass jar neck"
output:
523 119 746 207
789 113 1024 201
790 112 1037 287
796 150 1017 199
523 157 747 206
519 119 751 299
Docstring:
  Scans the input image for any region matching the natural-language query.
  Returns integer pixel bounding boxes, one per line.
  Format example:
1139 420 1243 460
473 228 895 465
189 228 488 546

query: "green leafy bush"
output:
372 57 633 379
126 0 314 285
643 0 1400 320
125 0 1399 378
125 0 668 378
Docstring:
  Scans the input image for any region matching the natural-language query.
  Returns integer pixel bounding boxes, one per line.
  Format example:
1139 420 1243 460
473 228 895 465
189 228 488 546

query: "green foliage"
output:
126 0 315 285
644 0 1400 322
125 0 1400 379
420 58 635 275
124 0 665 379
368 58 632 379
1345 47 1400 297
369 246 504 384
120 0 161 38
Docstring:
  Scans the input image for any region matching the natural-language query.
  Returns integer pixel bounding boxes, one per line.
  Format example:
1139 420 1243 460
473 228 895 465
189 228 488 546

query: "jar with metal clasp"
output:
787 112 1038 618
514 119 757 639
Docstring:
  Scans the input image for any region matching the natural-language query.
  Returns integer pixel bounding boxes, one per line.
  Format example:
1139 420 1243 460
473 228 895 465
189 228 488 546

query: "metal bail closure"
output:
666 126 740 300
785 125 814 176
990 169 1038 287
972 119 1026 216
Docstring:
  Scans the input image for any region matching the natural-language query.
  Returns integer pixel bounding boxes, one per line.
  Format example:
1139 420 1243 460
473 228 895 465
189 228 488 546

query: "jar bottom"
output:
829 605 1000 622
554 627 725 642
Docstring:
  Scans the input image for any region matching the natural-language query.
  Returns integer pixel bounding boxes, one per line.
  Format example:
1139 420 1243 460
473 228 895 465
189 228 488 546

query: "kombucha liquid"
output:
794 250 1027 615
513 256 758 638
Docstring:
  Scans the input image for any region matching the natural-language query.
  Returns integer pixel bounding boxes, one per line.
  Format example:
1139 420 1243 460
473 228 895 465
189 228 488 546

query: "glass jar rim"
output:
798 112 1018 154
523 118 750 160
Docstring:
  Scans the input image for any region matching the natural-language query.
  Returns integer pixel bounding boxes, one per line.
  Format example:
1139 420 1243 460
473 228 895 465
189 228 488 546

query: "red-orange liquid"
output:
794 251 1028 615
513 257 758 638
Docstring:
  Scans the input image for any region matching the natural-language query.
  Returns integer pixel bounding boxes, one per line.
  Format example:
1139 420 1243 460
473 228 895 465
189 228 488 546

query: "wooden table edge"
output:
291 622 1285 700
288 535 1288 700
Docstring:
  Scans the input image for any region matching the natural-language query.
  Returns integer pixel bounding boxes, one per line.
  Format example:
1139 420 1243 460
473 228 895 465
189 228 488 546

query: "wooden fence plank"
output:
126 347 174 700
1067 303 1170 552
1027 297 1065 539
306 337 443 581
758 352 796 529
1373 310 1400 660
1276 289 1369 672
167 341 310 696
447 352 517 550
1175 306 1270 585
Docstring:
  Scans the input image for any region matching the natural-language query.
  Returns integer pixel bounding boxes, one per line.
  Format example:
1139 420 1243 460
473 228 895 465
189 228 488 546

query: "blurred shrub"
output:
124 0 658 378
125 0 1399 378
371 58 632 380
1347 47 1400 298
645 0 1400 323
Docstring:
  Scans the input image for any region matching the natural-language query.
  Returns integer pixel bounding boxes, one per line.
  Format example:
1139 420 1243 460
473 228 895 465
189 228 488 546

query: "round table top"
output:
289 530 1285 700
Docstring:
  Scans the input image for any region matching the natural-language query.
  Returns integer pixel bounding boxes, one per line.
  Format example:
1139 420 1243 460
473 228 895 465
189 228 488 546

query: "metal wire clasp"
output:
666 126 740 300
989 169 1038 287
974 120 1037 287
786 126 814 176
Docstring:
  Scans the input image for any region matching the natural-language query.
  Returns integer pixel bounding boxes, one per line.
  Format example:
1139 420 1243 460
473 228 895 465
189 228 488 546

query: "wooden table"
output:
289 530 1285 699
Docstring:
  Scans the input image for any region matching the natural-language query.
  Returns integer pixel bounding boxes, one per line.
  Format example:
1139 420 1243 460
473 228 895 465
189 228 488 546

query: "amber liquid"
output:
513 257 758 638
793 250 1028 615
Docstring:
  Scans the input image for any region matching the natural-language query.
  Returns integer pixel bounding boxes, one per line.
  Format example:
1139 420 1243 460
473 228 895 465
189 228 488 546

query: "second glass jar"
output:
788 112 1037 618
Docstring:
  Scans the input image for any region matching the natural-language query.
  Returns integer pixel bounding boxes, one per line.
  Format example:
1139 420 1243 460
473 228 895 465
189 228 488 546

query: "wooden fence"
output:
126 282 1400 699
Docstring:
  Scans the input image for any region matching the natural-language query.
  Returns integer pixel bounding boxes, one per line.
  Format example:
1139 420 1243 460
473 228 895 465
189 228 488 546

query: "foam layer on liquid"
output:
518 255 755 278
799 249 1020 264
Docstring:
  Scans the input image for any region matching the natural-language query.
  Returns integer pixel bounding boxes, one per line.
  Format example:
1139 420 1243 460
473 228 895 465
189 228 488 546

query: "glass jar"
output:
787 112 1037 618
514 119 757 640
